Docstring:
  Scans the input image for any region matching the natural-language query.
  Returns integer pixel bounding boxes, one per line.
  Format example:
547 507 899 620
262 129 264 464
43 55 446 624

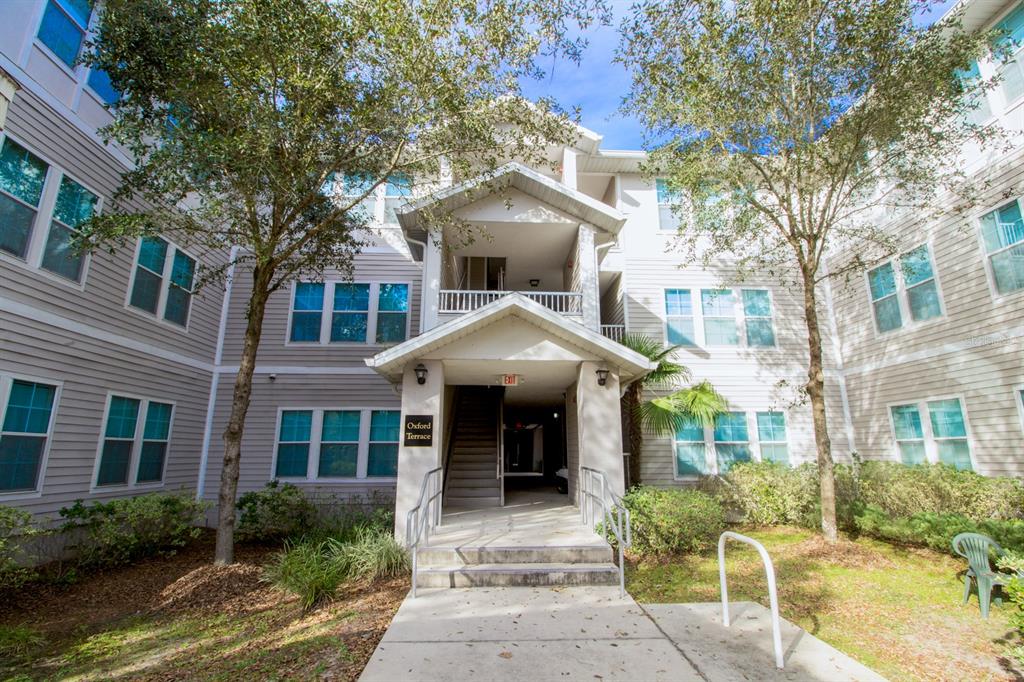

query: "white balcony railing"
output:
600 324 626 342
439 289 583 315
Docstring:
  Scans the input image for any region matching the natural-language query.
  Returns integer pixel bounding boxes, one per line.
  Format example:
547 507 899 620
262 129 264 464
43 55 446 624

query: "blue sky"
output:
520 0 961 150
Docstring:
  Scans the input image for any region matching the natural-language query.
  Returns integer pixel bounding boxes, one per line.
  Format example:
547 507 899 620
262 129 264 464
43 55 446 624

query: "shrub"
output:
328 527 408 581
263 540 344 611
622 486 725 557
0 624 45 664
0 505 38 591
60 493 207 568
710 462 819 526
852 504 1024 555
236 481 318 542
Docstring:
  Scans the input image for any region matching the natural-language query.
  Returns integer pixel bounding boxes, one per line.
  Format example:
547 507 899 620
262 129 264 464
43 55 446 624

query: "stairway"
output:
414 544 619 587
443 387 502 508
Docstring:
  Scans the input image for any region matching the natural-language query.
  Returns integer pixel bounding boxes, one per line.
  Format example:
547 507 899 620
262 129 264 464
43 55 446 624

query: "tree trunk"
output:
799 266 838 543
214 266 273 565
626 383 643 488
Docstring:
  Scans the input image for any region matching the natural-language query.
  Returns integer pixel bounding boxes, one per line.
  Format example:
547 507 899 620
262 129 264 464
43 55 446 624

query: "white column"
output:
561 147 578 190
393 359 446 543
576 224 600 331
421 226 442 331
576 361 625 496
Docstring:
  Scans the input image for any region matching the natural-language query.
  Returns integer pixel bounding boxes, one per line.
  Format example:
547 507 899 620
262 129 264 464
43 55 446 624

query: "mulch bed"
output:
1 530 408 681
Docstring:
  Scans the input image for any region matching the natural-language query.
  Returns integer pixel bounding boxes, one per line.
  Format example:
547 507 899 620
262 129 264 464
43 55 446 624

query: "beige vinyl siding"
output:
0 89 225 363
600 276 625 326
201 371 400 504
1 310 211 519
220 252 422 366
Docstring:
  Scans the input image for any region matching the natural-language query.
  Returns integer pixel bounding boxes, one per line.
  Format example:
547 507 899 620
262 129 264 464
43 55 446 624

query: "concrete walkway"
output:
359 587 886 681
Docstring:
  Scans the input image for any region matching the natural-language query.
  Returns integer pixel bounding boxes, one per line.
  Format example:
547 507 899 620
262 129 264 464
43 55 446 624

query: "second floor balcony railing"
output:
439 289 583 316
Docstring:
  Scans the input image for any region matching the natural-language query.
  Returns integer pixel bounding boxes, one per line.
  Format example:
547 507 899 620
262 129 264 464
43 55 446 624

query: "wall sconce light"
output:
414 363 428 385
529 279 540 288
268 373 277 382
595 368 610 387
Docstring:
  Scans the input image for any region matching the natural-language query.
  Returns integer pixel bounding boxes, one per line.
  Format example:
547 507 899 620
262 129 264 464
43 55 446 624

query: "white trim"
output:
885 394 976 470
659 286 779 350
864 241 946 337
974 197 1024 302
1015 384 1024 436
124 235 199 333
0 372 63 500
269 406 400 483
91 391 176 491
284 279 414 347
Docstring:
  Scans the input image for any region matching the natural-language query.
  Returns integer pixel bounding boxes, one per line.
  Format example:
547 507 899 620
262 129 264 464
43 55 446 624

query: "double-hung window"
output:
997 4 1024 107
889 398 972 470
290 281 410 345
128 237 197 327
701 289 739 346
343 173 376 222
274 408 400 480
41 175 98 282
979 199 1024 295
37 0 91 68
96 395 173 486
0 138 49 260
0 379 58 493
756 412 788 464
86 68 119 106
959 60 993 125
384 173 412 225
868 262 902 332
656 179 680 232
899 246 942 321
867 244 943 332
714 412 751 473
742 289 776 347
674 415 706 476
665 289 696 346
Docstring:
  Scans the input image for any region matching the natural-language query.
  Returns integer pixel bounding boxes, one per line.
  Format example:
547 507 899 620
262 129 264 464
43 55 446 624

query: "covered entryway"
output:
365 293 653 544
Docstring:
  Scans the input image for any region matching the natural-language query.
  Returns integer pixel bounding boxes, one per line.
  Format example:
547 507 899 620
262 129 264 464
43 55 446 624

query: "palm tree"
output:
619 333 728 487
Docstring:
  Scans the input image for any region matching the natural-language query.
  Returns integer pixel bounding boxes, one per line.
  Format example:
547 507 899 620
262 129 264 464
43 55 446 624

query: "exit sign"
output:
501 374 519 386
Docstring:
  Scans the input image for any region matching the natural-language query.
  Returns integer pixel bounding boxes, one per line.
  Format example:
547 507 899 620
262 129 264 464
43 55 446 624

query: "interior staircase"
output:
443 387 502 508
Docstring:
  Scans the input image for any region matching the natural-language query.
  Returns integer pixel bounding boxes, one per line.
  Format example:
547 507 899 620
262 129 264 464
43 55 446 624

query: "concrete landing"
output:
643 602 887 682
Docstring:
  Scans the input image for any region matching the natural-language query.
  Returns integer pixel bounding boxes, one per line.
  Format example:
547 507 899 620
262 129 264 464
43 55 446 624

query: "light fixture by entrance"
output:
595 368 610 387
414 363 428 385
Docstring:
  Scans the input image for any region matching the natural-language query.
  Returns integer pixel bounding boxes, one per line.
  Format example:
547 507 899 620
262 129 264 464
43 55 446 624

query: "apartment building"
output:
0 0 1021 537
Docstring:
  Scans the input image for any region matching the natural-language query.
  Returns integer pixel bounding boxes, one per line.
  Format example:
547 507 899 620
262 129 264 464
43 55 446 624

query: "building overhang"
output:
396 162 626 244
365 293 655 384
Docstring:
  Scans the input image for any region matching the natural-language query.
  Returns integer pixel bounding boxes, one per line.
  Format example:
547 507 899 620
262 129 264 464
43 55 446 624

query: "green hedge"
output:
622 487 725 557
236 481 319 542
0 505 37 591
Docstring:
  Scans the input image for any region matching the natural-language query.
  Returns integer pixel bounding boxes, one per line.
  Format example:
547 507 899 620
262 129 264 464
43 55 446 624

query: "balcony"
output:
439 290 583 317
600 324 625 342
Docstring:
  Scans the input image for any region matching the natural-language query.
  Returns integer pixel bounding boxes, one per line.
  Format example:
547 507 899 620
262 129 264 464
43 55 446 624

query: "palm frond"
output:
620 333 691 389
635 380 730 437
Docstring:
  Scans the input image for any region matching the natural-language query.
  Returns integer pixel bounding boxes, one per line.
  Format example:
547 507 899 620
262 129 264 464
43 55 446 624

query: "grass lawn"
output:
0 533 407 681
627 525 1022 681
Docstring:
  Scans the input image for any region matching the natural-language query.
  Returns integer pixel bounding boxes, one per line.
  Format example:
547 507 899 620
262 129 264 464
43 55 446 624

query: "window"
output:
867 244 943 332
742 289 775 347
384 173 412 224
290 281 410 345
0 138 49 259
656 179 680 232
756 412 788 464
998 4 1024 106
674 415 706 476
86 68 119 106
40 175 97 282
128 237 197 327
0 379 57 492
273 408 400 480
367 410 399 477
664 289 696 346
979 199 1024 295
342 173 376 222
889 398 973 470
714 412 751 473
959 60 993 125
96 395 173 486
37 0 91 68
702 289 739 346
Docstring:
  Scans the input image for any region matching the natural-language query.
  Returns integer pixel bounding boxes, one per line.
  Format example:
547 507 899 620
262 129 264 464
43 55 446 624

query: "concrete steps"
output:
415 562 620 587
418 544 613 566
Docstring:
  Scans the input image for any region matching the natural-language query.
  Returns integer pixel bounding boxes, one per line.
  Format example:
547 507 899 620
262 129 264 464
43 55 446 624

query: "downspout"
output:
196 245 240 501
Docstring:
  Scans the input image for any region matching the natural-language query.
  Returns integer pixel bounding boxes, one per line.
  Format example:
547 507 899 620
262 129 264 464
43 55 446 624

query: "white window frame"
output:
655 178 680 232
270 406 399 482
864 241 945 336
0 132 100 291
673 411 766 480
91 392 175 491
754 411 789 464
0 373 62 500
32 0 93 79
124 236 198 332
975 197 1024 301
660 286 778 350
285 280 413 347
885 395 976 470
1015 384 1024 436
739 288 777 348
662 288 697 347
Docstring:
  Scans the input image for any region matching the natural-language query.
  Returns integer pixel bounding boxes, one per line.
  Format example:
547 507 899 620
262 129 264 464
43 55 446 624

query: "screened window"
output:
674 415 705 476
368 410 399 477
899 246 942 321
656 179 680 231
714 412 751 473
0 380 56 492
97 396 139 486
37 0 91 68
979 199 1024 295
376 283 409 343
756 412 788 465
128 237 196 326
702 289 739 346
742 289 775 347
928 399 972 470
330 283 368 342
664 289 696 346
890 404 926 465
291 281 410 345
384 173 412 224
318 410 360 477
291 283 325 342
868 262 902 332
40 175 97 282
276 410 312 478
0 138 49 259
890 399 971 469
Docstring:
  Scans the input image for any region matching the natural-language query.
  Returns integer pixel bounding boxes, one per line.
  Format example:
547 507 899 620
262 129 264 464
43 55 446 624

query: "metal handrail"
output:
718 531 784 669
406 466 443 598
579 466 632 597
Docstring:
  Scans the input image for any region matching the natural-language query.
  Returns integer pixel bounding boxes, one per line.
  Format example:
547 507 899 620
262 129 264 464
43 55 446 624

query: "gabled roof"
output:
396 162 626 242
365 293 655 383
